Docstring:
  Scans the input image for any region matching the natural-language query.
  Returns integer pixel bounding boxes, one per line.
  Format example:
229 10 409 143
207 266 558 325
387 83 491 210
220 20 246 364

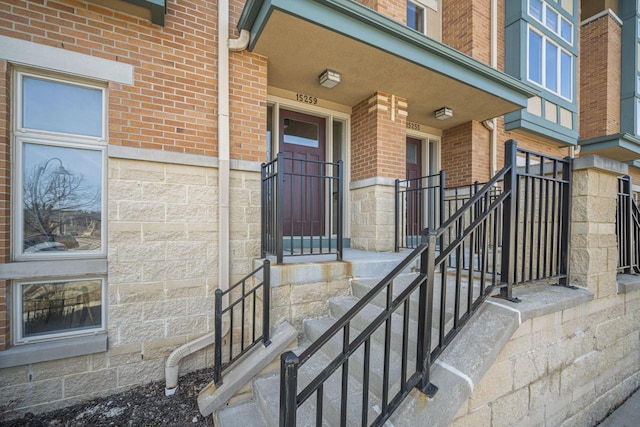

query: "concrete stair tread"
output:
215 400 268 427
197 320 298 417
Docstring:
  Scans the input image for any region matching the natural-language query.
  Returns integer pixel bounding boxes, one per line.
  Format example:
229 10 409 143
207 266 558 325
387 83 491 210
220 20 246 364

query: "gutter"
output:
165 0 249 396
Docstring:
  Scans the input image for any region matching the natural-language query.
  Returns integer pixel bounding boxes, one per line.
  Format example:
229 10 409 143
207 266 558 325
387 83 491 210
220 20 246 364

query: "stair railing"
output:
617 175 640 273
279 140 572 426
213 260 271 386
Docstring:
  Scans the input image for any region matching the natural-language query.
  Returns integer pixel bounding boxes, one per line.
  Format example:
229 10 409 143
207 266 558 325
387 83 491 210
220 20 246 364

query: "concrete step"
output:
197 320 298 417
214 399 268 427
303 316 408 401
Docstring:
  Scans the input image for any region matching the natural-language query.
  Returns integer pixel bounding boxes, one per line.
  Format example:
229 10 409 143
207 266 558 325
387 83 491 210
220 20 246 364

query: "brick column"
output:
570 155 627 297
350 92 407 252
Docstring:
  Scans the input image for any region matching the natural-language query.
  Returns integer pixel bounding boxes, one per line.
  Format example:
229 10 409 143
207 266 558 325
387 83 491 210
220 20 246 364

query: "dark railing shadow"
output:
617 175 640 274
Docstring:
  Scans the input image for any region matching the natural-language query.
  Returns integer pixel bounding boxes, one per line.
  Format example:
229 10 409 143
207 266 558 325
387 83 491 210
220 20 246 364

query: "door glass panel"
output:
283 119 319 148
407 142 418 164
267 105 274 161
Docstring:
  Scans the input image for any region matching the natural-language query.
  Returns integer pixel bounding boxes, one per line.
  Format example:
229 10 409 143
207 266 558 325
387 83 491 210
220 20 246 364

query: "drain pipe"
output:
164 0 249 396
488 0 498 176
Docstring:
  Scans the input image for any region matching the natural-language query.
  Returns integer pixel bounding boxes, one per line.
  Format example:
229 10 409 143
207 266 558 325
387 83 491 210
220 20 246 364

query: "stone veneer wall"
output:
350 184 396 252
451 157 640 426
0 159 263 416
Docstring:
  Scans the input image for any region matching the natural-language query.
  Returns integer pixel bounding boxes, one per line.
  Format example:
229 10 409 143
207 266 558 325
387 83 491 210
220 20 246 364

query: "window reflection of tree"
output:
23 157 100 251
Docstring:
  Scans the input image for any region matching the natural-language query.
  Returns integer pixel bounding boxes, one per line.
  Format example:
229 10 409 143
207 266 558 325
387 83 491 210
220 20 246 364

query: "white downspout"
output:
489 0 498 176
164 0 249 396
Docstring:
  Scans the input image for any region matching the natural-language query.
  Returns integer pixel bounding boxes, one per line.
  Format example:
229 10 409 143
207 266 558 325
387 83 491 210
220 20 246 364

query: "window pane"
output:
560 50 572 99
22 143 102 254
545 41 558 92
528 30 543 85
407 1 425 33
545 7 558 33
283 119 319 148
560 18 572 43
529 0 543 21
21 279 102 339
23 76 103 137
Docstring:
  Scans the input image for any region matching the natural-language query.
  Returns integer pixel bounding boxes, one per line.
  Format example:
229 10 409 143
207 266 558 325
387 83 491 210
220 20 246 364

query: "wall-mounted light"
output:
319 69 341 88
434 106 453 120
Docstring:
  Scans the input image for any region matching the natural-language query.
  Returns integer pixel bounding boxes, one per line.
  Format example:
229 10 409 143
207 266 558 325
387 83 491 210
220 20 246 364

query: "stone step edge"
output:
197 320 298 417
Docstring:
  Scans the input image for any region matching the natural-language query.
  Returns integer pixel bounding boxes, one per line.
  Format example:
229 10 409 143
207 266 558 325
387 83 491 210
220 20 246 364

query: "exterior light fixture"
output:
434 107 453 120
319 69 341 88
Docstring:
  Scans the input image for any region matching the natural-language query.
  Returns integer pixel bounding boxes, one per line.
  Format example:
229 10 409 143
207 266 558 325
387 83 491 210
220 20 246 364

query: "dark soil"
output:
0 369 214 427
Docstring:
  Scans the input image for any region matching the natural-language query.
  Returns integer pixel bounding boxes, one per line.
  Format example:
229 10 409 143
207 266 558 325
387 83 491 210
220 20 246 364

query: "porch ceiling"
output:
239 0 537 129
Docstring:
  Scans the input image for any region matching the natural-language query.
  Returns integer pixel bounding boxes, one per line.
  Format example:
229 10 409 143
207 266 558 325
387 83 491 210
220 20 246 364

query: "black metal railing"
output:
213 260 271 386
617 175 640 274
262 153 343 264
279 140 573 426
395 171 445 251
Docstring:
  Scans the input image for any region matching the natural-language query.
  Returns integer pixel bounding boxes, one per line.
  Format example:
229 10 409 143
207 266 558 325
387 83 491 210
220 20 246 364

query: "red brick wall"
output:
442 0 491 65
580 14 621 139
0 60 8 350
441 121 491 187
351 93 406 182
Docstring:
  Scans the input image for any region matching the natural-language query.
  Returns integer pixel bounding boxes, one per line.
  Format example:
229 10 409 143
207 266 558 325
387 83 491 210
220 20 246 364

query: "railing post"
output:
622 176 633 274
416 229 438 397
558 157 573 286
500 140 519 302
213 288 223 386
276 153 284 264
262 260 271 346
279 351 299 427
337 160 344 261
261 162 267 258
395 178 400 252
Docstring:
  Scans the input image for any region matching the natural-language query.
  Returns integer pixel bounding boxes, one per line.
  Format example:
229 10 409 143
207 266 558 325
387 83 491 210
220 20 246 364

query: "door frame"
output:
406 129 442 229
267 94 351 239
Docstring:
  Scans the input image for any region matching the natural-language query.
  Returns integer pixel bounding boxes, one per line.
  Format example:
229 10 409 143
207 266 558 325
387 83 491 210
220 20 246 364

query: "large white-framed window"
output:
526 0 574 103
13 277 106 344
13 70 107 261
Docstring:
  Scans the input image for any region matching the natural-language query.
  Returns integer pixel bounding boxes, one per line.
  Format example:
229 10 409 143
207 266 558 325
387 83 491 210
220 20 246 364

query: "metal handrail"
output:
213 260 271 386
617 175 640 274
279 140 573 426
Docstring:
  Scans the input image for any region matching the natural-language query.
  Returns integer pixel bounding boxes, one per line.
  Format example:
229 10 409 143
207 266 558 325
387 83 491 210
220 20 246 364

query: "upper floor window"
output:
526 0 574 101
14 71 107 260
407 1 426 34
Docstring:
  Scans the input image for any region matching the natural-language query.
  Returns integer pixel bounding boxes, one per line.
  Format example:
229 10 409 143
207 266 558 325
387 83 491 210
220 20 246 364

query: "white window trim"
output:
13 276 107 345
407 0 428 35
11 276 108 345
528 0 574 45
12 70 108 261
526 26 574 101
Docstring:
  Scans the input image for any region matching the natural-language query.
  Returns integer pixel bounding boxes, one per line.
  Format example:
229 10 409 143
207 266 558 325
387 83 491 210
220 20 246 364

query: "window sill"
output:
0 333 108 368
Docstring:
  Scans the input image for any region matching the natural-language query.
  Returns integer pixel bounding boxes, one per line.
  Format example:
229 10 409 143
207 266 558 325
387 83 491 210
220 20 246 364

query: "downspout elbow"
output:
228 29 250 52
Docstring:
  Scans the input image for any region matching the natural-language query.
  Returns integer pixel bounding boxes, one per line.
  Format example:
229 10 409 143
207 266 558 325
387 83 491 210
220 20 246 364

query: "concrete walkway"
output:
598 388 640 426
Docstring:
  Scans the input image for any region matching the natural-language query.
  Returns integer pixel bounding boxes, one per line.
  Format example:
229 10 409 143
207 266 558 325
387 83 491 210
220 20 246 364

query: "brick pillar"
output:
570 155 627 297
350 92 407 252
580 12 621 139
441 121 491 186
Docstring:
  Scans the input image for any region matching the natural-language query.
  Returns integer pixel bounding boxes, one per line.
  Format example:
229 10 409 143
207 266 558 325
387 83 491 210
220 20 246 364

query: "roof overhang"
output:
238 0 537 129
579 133 640 162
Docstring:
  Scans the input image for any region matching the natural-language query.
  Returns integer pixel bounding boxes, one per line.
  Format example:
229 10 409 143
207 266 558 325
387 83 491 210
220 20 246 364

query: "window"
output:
407 1 426 34
14 71 106 260
11 70 107 345
14 278 105 343
526 0 574 102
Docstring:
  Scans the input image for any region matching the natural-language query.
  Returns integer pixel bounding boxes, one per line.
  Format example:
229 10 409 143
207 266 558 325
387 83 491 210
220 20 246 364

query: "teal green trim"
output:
627 160 640 168
619 0 639 135
579 134 640 160
122 0 165 26
239 0 537 106
504 110 578 145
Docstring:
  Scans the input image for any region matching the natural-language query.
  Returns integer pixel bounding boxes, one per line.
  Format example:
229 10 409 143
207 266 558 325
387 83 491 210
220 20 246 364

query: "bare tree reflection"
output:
23 158 100 251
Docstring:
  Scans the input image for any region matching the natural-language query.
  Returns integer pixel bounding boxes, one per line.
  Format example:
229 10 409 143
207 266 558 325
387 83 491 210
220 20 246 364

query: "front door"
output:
279 109 326 236
406 137 423 237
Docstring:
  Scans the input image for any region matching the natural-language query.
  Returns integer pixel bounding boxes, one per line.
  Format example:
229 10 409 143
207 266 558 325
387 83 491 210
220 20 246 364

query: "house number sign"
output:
406 121 420 131
296 93 318 105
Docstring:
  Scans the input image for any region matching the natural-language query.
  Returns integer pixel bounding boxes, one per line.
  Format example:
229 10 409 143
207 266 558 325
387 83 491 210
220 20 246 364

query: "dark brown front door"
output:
279 109 326 236
406 137 423 235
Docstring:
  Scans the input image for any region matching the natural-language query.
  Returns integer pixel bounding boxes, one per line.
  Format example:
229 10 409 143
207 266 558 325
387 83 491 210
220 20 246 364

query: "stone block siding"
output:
350 184 396 252
451 290 640 427
580 13 622 140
